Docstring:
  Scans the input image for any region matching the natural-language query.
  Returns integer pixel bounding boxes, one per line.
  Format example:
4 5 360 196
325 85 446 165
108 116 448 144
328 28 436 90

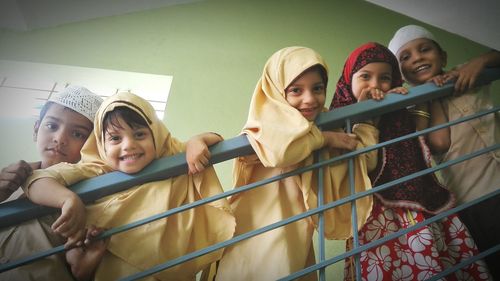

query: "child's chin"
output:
121 166 145 174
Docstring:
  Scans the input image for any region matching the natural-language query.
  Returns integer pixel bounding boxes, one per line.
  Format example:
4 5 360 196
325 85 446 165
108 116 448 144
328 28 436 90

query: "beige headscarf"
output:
242 46 326 168
25 92 235 280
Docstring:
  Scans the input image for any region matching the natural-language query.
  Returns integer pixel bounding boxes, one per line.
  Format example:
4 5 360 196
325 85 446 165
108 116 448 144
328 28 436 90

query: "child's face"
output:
396 38 447 85
351 62 393 99
103 115 155 174
285 69 326 121
34 103 93 169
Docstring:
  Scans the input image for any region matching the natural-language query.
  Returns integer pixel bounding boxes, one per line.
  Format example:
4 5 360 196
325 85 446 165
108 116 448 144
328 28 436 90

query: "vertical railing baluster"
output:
346 119 361 281
315 150 326 281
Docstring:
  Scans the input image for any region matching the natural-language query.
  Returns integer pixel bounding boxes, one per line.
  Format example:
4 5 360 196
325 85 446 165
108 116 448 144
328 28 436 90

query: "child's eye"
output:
287 87 302 95
313 85 325 93
399 54 409 62
134 129 150 140
381 76 392 81
108 135 121 142
420 46 431 53
45 122 58 130
72 130 88 140
359 73 370 80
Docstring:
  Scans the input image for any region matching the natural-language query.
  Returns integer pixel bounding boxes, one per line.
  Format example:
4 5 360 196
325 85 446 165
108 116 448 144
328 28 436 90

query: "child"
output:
214 46 379 281
22 92 236 281
330 42 490 281
0 85 102 202
389 24 499 280
0 85 103 281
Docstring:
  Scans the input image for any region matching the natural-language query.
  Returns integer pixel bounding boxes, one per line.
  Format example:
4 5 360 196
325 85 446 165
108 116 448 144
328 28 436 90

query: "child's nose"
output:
53 130 68 145
369 79 381 89
123 137 136 150
303 91 315 103
411 52 422 63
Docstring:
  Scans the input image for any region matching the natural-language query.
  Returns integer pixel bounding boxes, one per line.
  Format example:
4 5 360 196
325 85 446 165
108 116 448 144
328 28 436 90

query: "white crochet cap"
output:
49 85 103 122
388 25 436 55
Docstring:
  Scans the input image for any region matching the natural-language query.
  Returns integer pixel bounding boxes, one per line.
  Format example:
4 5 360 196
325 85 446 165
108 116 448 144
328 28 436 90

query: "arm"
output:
0 161 34 202
322 131 358 151
410 102 431 131
186 132 224 175
25 177 86 247
426 99 451 154
430 50 500 94
452 50 500 93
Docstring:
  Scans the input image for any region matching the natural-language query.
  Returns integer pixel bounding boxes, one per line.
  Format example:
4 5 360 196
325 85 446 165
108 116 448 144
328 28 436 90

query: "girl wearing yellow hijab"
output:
23 92 236 281
214 47 378 281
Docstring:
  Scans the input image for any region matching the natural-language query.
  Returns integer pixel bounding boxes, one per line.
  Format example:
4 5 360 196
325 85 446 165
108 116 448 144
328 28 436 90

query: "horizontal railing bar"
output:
0 136 254 228
316 68 500 130
1 68 499 228
280 188 500 281
427 244 500 281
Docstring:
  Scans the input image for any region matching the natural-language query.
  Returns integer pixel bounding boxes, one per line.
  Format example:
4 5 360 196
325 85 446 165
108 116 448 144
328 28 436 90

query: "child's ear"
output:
441 51 448 68
33 120 40 141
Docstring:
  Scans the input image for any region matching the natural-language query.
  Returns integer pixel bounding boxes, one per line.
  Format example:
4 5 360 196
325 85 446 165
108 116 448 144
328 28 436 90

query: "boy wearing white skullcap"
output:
1 85 103 202
390 24 500 279
0 85 102 281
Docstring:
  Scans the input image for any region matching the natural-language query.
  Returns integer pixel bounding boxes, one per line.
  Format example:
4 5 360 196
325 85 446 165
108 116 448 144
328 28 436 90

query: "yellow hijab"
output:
235 47 374 239
242 46 326 167
27 92 235 280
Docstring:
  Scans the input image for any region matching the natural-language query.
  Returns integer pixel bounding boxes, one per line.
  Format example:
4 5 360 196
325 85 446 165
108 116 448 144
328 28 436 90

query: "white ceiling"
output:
0 0 203 31
0 0 498 51
366 0 500 50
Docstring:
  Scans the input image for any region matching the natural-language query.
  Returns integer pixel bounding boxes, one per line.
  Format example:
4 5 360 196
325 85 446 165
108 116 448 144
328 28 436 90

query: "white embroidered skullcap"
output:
388 25 436 55
49 85 103 122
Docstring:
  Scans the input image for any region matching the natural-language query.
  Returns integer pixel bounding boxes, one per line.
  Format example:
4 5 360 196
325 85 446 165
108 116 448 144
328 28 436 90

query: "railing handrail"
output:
1 68 499 228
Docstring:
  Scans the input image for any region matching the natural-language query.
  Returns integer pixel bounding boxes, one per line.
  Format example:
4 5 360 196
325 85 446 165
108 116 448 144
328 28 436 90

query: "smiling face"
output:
285 66 326 121
34 103 93 169
351 62 393 99
103 109 155 174
396 38 447 85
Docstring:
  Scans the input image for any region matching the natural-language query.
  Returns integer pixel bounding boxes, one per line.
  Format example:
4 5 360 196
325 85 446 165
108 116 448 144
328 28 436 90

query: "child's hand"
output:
386 86 408 95
52 193 86 248
358 87 385 101
186 137 211 175
84 225 109 246
66 225 108 281
185 133 223 175
452 57 487 93
0 160 33 200
357 86 407 102
428 72 457 87
322 131 358 151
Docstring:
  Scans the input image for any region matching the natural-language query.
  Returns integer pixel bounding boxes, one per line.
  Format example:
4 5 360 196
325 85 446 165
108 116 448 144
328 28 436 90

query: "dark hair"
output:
103 107 149 135
38 102 54 121
286 64 328 91
309 64 328 87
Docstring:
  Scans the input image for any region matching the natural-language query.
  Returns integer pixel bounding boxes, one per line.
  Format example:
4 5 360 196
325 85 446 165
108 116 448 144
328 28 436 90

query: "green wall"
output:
0 0 491 278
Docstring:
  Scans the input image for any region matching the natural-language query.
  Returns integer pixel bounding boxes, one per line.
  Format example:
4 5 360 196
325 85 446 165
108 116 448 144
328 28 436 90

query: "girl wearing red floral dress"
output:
330 42 490 281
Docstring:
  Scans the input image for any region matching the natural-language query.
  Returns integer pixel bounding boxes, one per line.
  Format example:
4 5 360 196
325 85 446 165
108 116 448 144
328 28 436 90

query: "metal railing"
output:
1 68 499 280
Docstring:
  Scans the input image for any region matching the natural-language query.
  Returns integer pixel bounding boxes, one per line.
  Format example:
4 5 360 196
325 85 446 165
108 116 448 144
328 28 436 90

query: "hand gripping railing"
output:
1 68 499 280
